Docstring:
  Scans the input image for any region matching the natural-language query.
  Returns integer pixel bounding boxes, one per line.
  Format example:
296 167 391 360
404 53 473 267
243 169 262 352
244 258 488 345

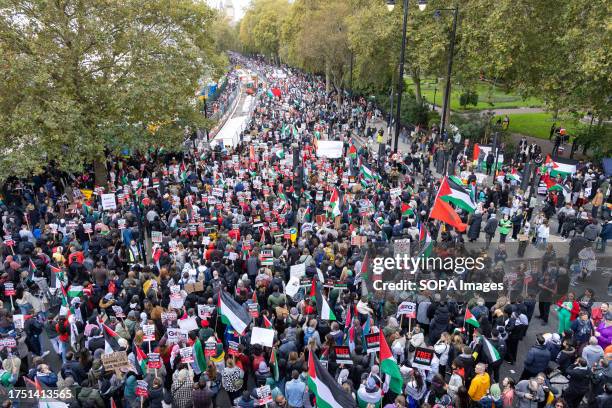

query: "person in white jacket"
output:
432 332 451 377
446 360 465 400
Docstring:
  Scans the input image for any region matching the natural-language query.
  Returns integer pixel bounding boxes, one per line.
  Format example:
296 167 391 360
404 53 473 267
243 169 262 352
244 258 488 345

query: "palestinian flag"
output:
49 264 62 274
379 330 403 394
315 284 336 321
329 188 341 218
307 352 356 408
29 258 37 272
360 164 375 180
101 323 122 352
348 144 357 159
67 285 84 298
545 155 576 177
401 202 413 217
267 89 274 98
135 346 148 375
480 336 502 364
429 196 467 232
270 348 280 382
275 148 285 159
439 177 476 213
263 315 273 328
375 216 385 228
418 223 433 258
193 338 207 373
449 175 466 186
464 309 480 328
548 183 570 194
218 291 251 336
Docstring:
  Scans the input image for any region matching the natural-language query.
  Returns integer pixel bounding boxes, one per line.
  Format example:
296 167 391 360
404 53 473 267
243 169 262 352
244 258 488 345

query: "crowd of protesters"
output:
0 54 611 408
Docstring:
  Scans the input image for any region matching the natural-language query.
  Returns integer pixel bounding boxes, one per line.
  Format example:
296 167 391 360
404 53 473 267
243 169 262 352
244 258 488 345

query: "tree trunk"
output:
411 70 423 106
93 157 108 188
325 60 332 94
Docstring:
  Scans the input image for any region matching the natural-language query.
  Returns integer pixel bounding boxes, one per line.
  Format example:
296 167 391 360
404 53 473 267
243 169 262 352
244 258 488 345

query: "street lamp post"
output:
437 5 459 141
387 0 427 153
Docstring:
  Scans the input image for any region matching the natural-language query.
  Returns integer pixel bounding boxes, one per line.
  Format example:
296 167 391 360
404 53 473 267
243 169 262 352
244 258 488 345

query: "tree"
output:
0 0 226 184
239 0 290 60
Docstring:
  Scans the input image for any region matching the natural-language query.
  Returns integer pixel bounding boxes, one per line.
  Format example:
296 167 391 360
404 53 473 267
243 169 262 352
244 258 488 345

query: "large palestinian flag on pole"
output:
315 283 336 321
308 352 356 408
545 155 577 177
439 177 476 213
379 330 403 394
218 291 251 335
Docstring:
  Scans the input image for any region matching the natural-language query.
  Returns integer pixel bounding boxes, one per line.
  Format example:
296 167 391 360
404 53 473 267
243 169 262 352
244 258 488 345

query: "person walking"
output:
484 214 498 249
520 334 551 380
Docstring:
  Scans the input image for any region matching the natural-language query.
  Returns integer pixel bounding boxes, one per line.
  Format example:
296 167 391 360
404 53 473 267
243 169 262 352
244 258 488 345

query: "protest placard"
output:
205 341 217 357
397 301 417 318
102 351 130 372
101 193 117 210
334 346 352 365
143 324 156 342
256 385 273 405
250 327 275 348
365 332 380 353
151 231 163 243
412 347 435 371
179 347 194 363
147 353 162 369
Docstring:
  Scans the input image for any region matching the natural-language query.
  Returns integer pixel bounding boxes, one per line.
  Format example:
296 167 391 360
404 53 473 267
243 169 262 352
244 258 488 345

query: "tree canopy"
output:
239 0 610 118
0 0 227 181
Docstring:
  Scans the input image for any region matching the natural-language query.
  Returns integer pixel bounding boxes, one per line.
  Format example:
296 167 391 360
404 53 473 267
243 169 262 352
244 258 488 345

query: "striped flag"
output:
418 223 433 258
270 348 280 382
464 309 480 328
315 285 336 321
135 346 148 375
307 352 356 408
329 188 341 218
217 291 251 336
193 338 207 374
439 177 477 213
480 336 502 364
101 323 122 352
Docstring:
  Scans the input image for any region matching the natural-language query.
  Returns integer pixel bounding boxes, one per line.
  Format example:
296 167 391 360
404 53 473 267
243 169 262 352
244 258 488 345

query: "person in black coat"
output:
562 358 592 408
520 334 551 380
428 301 450 344
467 211 482 242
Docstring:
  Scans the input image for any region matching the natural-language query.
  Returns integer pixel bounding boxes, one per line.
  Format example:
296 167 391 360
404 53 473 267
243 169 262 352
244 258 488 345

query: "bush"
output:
459 90 479 108
373 92 429 127
450 112 489 143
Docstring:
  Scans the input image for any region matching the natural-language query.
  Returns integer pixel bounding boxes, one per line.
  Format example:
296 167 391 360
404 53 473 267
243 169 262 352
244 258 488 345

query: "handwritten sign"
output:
101 351 130 372
101 193 117 211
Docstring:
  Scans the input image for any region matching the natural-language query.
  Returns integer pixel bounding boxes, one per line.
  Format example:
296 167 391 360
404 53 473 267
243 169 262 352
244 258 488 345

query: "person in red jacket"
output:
54 316 70 363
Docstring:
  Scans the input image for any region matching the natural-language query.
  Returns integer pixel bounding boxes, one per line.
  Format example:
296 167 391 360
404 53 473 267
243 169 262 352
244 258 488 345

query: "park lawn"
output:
406 78 543 111
493 112 582 139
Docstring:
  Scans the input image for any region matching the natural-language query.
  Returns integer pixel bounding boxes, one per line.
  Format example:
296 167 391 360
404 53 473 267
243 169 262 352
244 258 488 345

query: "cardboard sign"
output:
412 347 435 371
228 341 240 356
184 281 204 294
4 283 15 296
334 345 352 365
169 293 185 309
151 231 163 243
147 352 162 369
101 351 130 372
143 324 156 342
205 341 217 357
179 347 194 363
117 219 126 229
256 385 273 405
365 332 380 353
135 380 148 397
101 193 117 210
248 302 259 318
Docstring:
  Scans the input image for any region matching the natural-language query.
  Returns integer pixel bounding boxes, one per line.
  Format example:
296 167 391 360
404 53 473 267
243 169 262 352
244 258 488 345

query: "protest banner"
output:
228 341 240 356
205 341 217 357
250 327 275 348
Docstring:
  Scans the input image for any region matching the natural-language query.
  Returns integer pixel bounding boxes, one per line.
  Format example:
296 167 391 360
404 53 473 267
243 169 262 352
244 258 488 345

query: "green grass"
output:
492 112 582 140
406 78 543 111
